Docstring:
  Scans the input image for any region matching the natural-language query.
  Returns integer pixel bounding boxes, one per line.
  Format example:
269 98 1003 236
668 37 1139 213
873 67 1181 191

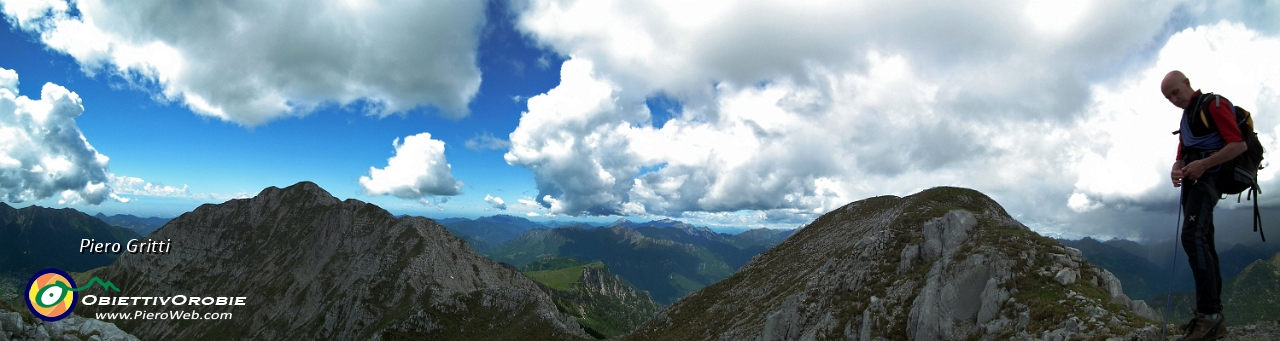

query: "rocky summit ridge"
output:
78 181 589 340
622 187 1165 341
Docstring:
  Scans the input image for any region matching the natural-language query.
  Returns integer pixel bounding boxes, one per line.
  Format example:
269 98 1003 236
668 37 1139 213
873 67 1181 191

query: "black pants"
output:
1181 174 1223 315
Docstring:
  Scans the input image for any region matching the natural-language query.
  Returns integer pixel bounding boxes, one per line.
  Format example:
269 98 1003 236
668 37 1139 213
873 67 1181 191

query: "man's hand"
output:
1172 161 1185 187
1179 142 1246 184
1181 160 1209 182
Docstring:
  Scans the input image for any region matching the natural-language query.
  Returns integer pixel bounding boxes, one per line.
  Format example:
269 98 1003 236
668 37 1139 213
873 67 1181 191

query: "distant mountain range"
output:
485 226 735 305
1060 235 1280 327
628 222 793 272
0 203 141 275
441 214 795 307
437 214 548 252
1055 237 1169 300
92 213 171 236
1148 252 1280 326
1059 237 1280 301
483 221 794 305
437 214 781 254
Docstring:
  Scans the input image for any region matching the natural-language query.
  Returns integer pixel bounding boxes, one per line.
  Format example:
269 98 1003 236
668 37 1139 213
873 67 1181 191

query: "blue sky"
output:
2 0 1279 240
0 0 577 221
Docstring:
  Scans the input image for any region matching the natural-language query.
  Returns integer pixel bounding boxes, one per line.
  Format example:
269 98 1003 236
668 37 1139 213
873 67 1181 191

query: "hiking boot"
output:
1181 311 1227 341
1179 309 1196 332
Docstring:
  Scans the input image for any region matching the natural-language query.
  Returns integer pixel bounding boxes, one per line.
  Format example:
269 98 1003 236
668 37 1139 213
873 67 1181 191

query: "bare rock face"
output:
907 211 984 340
77 182 588 341
579 267 645 304
621 187 1165 341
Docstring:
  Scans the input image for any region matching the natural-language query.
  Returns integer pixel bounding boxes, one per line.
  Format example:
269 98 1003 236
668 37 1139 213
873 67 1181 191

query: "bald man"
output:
1161 70 1246 341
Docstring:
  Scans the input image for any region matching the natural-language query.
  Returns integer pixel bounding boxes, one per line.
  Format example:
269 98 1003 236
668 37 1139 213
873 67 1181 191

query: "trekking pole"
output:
1160 187 1185 340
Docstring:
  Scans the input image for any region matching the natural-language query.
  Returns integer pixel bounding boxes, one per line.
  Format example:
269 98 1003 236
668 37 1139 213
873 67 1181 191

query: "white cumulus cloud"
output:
0 67 205 205
0 67 116 205
0 0 486 126
360 132 463 201
506 0 1280 238
484 194 507 210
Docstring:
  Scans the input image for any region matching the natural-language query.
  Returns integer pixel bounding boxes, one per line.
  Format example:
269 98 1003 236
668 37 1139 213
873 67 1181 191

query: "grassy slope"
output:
524 262 606 292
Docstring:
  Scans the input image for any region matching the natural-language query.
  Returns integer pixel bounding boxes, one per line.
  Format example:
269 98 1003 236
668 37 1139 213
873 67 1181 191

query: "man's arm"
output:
1181 141 1247 181
1182 96 1246 181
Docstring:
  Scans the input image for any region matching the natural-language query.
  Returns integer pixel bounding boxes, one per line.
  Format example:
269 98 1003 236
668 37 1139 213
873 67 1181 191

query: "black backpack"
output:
1174 94 1266 241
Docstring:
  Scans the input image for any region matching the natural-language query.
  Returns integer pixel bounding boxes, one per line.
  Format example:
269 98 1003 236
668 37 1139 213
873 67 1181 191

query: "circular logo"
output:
26 268 78 322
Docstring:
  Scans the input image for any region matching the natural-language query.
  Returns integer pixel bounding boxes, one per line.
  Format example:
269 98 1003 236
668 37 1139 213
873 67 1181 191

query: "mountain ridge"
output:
621 187 1162 340
92 213 171 236
1060 236 1280 301
0 202 142 275
437 214 545 251
486 224 743 305
78 181 590 340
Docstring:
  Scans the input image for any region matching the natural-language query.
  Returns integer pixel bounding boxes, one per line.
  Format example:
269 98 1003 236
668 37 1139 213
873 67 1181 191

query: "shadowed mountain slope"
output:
0 203 141 275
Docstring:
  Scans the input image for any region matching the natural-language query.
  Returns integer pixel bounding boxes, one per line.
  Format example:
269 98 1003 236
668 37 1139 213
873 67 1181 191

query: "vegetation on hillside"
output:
520 257 660 339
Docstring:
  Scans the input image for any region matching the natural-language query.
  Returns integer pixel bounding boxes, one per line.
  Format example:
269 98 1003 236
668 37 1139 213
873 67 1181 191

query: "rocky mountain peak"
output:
245 181 342 208
608 224 649 244
671 222 716 237
622 186 1163 340
81 182 589 340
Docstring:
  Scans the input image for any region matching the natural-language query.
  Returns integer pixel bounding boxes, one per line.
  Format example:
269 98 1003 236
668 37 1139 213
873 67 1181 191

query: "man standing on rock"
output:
1162 70 1246 341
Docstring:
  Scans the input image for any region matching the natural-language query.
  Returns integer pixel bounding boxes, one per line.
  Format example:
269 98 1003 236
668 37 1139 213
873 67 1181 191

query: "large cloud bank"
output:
1 0 486 126
505 0 1280 236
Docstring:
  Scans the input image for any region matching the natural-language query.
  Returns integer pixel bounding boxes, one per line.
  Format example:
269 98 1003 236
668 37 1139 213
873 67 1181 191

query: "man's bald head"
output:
1161 70 1195 109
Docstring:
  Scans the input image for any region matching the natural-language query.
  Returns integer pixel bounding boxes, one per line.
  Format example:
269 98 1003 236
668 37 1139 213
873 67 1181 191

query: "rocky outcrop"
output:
580 267 639 301
536 264 661 338
0 311 138 341
77 182 588 341
621 187 1167 341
